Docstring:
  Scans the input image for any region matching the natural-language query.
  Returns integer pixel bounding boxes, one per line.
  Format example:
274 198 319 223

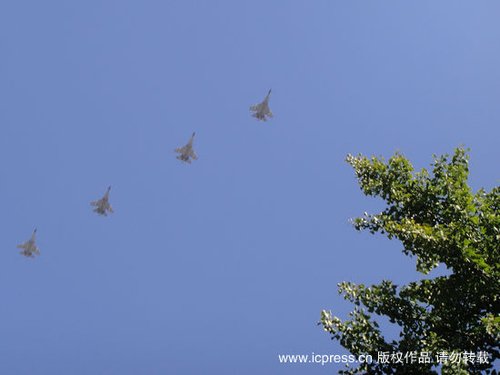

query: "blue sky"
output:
1 1 499 374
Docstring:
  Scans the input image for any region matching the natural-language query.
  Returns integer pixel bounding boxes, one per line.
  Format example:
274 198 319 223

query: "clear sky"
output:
1 1 499 374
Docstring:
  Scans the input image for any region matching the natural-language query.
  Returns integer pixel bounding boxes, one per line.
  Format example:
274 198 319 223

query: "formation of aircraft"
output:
175 132 198 164
17 229 40 258
90 186 114 216
17 89 274 257
250 89 273 121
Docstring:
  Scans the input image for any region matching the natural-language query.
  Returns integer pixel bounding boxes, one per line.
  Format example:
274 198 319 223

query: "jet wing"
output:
177 155 192 163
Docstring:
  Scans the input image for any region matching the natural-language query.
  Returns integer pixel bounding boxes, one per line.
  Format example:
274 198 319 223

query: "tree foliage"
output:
321 148 499 374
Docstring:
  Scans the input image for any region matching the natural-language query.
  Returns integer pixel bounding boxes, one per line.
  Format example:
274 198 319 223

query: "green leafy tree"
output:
320 148 499 374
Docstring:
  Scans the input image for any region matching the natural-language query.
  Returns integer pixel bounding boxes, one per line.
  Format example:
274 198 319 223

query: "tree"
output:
320 148 499 374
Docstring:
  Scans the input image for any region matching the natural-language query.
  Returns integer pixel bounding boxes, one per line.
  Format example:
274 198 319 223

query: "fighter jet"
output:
17 229 40 258
175 132 198 164
90 186 114 216
250 89 273 121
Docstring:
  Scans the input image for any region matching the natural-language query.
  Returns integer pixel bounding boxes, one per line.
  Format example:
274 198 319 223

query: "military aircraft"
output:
250 89 273 121
91 186 114 216
17 229 40 258
175 132 198 164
